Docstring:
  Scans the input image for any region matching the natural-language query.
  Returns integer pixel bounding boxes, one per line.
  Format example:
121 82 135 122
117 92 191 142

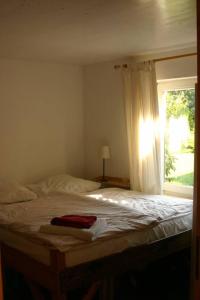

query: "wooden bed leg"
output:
82 281 100 300
99 277 114 300
50 250 66 300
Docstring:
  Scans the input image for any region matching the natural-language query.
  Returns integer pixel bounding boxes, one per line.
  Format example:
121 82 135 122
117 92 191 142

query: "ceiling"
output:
0 0 196 65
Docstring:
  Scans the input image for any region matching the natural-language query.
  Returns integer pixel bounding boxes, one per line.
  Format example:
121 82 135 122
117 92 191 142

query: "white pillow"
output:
28 174 101 196
0 181 37 204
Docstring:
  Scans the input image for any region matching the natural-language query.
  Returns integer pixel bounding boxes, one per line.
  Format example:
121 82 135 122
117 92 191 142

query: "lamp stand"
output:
102 158 106 181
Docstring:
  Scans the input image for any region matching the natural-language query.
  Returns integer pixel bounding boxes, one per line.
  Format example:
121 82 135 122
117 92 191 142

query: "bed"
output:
0 176 193 299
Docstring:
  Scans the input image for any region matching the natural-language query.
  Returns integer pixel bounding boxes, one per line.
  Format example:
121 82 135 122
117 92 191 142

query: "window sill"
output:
163 182 193 199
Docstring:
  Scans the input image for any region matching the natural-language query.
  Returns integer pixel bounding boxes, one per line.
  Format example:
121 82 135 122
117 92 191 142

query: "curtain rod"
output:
113 52 197 69
153 52 197 63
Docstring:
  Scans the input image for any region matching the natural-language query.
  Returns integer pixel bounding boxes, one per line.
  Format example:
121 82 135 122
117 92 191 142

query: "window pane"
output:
164 89 195 186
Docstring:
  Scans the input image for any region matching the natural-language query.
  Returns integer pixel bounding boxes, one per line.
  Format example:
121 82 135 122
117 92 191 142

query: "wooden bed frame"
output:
0 229 191 300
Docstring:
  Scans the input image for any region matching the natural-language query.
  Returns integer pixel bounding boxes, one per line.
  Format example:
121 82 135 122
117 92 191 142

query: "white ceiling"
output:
0 0 196 65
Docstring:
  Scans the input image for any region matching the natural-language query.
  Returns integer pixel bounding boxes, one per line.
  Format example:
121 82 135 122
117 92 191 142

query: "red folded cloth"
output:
50 215 97 229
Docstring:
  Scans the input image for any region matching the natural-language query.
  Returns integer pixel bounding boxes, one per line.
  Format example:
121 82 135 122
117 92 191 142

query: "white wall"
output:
84 60 130 180
0 59 84 183
156 56 197 80
1 54 196 183
84 56 197 180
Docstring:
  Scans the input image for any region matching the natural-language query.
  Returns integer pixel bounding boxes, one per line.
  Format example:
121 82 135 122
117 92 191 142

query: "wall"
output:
84 55 197 180
0 59 84 183
84 60 130 180
156 56 197 80
1 54 196 183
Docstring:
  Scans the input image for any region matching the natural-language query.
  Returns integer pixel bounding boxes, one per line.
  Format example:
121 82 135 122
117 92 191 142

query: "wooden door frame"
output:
192 1 200 299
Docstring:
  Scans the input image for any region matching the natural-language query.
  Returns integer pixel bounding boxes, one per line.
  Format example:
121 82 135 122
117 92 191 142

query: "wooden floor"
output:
4 250 190 300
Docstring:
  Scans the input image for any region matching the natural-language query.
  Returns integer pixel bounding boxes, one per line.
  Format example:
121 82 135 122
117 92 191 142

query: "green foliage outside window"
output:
164 147 176 179
165 89 195 180
166 89 195 131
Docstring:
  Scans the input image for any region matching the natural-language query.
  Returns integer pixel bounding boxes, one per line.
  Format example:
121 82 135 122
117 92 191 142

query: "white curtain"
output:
122 61 161 194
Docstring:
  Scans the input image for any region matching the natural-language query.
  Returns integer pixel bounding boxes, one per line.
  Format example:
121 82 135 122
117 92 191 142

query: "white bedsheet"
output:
0 191 161 251
86 188 192 221
0 188 192 262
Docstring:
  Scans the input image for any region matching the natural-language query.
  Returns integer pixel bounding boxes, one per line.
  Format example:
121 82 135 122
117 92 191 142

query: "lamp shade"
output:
101 146 110 159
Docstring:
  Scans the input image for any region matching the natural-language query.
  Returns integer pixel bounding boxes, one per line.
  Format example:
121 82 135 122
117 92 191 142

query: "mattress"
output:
0 188 192 267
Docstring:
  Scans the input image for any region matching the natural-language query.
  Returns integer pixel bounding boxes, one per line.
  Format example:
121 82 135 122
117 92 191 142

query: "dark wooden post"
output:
50 250 67 300
192 1 200 298
0 246 4 300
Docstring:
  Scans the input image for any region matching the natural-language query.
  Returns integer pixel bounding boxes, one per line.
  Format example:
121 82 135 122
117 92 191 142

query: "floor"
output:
4 251 190 300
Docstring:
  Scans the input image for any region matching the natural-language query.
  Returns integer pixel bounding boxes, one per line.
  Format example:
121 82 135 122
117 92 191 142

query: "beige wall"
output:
156 56 197 80
0 59 84 183
84 60 130 180
0 55 196 183
84 56 197 180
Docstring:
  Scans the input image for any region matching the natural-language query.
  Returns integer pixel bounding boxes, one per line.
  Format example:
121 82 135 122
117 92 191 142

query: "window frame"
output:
157 76 197 199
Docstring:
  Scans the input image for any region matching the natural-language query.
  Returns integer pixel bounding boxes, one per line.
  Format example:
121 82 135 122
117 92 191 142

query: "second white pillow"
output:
28 174 101 196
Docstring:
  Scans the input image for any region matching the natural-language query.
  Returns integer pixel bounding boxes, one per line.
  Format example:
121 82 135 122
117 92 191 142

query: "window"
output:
158 77 196 198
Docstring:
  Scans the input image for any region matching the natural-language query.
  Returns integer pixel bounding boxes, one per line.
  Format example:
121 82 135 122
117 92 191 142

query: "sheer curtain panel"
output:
122 61 161 194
